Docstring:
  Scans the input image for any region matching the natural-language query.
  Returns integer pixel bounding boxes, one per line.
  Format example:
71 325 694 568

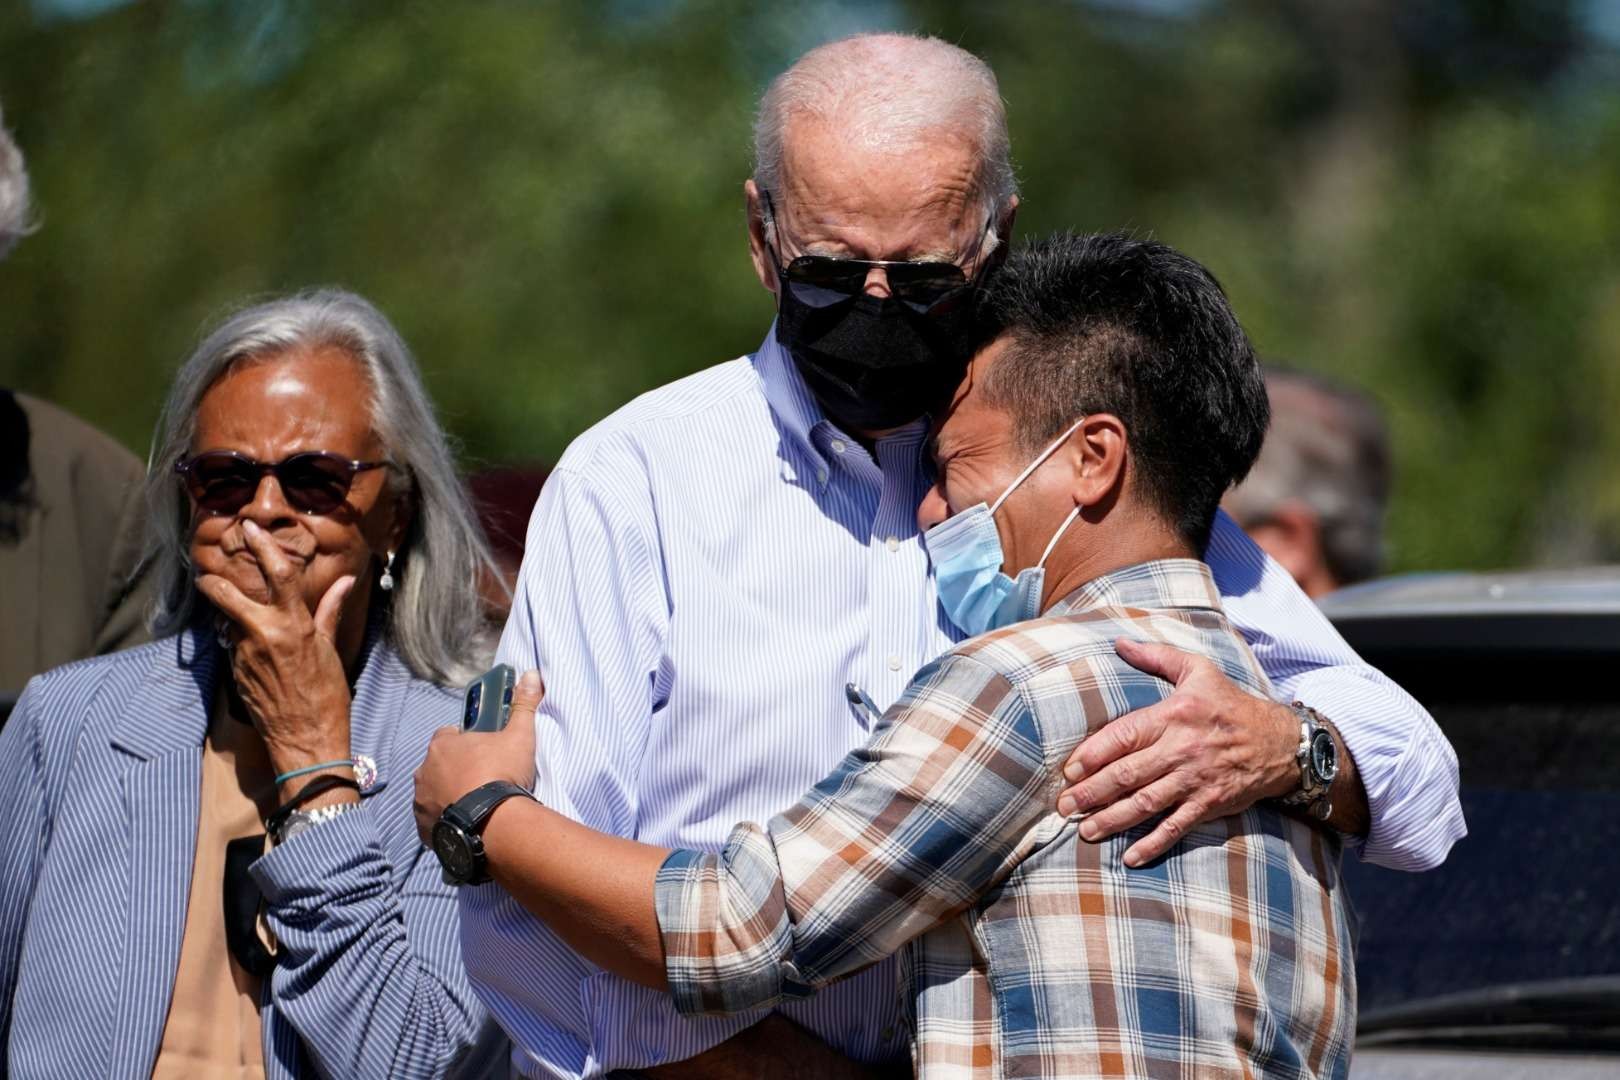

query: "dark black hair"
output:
976 232 1269 551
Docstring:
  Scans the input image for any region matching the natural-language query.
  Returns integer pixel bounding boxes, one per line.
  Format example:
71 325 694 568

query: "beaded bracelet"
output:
274 759 355 785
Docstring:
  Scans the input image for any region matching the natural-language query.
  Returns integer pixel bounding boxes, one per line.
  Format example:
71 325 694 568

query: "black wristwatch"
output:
1279 703 1339 821
432 780 534 886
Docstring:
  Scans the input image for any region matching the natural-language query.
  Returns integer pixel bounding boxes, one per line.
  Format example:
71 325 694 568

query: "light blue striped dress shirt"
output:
462 326 1464 1079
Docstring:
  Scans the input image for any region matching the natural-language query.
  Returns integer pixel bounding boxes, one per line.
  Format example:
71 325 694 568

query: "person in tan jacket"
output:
1 107 152 719
0 391 153 712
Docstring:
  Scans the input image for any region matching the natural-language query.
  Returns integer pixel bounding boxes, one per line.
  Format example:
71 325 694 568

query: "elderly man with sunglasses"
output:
417 33 1464 1080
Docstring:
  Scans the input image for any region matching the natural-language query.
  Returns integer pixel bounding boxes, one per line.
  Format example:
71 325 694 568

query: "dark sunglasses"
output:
175 450 389 516
762 190 994 311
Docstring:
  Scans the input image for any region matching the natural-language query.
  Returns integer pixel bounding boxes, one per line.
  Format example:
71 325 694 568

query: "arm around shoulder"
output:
656 652 1054 1015
1207 510 1465 870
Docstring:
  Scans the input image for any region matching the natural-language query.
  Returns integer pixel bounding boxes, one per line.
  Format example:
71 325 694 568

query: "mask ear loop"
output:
989 416 1089 516
1037 504 1083 569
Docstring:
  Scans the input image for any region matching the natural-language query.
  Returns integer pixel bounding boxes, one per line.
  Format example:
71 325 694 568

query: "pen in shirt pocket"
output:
845 682 882 728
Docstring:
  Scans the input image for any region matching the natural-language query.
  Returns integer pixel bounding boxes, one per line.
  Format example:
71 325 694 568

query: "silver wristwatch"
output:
274 800 361 845
1279 703 1338 821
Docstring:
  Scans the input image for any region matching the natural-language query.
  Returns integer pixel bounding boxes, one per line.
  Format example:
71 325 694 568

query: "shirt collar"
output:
755 319 828 469
1047 558 1224 617
753 320 930 475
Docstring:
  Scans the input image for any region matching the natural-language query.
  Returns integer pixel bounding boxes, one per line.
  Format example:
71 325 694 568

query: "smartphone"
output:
462 664 517 733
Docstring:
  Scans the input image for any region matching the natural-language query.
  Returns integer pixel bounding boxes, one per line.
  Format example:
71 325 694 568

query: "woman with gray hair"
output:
0 289 503 1078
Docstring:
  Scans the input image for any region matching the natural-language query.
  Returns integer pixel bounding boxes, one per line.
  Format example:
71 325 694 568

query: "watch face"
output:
277 814 314 845
432 819 476 882
1309 728 1338 784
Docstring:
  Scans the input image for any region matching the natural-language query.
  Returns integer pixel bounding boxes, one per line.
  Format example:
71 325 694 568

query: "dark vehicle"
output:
1322 568 1620 1078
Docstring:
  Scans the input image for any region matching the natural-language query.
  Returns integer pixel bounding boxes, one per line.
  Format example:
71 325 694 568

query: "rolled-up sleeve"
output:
1206 510 1466 871
656 829 811 1016
252 804 485 1080
656 653 1053 1016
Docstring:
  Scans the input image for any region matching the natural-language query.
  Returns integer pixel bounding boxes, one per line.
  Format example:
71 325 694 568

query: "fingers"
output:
240 519 301 609
195 573 259 630
1075 768 1186 842
1060 739 1172 817
1114 637 1199 686
508 669 544 721
501 670 542 760
413 726 459 843
1063 707 1168 786
314 575 356 642
1123 799 1211 868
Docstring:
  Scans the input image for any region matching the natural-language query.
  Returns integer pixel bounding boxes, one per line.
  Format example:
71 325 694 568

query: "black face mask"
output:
774 270 980 433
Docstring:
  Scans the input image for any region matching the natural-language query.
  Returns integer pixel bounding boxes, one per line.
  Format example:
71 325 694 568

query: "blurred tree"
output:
1 0 773 466
1 0 1617 572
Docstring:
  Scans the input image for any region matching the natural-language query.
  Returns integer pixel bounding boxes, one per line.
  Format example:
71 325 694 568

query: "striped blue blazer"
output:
0 623 494 1079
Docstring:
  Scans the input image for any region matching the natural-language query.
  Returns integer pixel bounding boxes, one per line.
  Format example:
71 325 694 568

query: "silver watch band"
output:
1279 703 1336 820
275 799 361 845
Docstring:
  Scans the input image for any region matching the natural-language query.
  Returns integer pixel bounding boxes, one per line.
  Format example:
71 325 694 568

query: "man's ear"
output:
1070 414 1128 508
979 194 1020 277
1000 193 1019 245
744 179 778 299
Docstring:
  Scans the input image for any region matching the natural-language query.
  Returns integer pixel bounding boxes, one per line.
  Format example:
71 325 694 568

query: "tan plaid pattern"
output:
657 559 1356 1078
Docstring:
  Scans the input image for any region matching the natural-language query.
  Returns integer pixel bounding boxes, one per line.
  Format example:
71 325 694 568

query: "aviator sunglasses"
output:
761 189 994 311
175 450 389 516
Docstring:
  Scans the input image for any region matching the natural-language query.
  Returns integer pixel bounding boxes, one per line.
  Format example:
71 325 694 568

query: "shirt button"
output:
885 536 899 553
816 467 828 485
830 438 847 454
887 653 901 671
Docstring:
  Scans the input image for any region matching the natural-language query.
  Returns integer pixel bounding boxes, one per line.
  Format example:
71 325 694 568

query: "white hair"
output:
0 107 34 260
754 33 1017 233
145 289 502 686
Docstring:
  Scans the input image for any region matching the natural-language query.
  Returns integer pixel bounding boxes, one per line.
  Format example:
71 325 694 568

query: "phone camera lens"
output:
465 684 482 724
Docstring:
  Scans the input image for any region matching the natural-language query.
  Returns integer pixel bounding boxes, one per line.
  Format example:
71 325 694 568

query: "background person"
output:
0 106 151 722
0 291 502 1078
420 33 1460 1079
1224 367 1392 598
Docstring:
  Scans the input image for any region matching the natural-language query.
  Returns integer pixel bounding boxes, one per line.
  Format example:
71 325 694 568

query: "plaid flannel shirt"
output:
656 559 1356 1079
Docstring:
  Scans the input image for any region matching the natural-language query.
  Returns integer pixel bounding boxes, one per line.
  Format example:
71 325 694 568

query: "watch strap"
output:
1279 703 1336 815
436 781 534 887
444 780 534 834
275 800 361 845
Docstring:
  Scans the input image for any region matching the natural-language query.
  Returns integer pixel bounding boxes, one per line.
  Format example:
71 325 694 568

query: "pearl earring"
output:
379 550 397 592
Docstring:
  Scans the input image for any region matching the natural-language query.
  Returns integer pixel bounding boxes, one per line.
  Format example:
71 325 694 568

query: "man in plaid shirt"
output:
423 232 1355 1078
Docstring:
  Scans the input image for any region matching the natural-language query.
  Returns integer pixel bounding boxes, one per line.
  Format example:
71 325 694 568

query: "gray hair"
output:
145 288 502 686
0 107 34 260
754 34 1017 240
1225 368 1392 586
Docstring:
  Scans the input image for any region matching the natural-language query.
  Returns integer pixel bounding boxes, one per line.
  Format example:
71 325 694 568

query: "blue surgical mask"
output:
925 418 1086 636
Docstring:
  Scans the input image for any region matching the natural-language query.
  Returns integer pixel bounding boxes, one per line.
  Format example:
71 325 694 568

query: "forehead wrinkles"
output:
776 117 982 259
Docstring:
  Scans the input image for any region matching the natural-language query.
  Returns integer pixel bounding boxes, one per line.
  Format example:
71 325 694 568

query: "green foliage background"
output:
3 0 1619 572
